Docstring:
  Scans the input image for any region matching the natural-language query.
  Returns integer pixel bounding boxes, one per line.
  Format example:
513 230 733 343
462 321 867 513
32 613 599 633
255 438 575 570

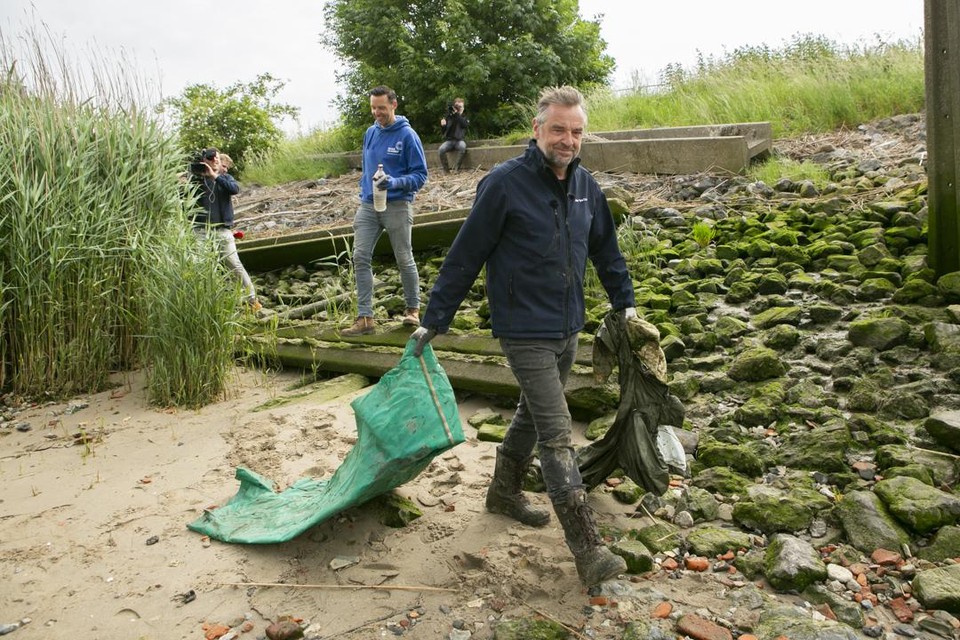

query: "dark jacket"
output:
442 111 468 142
192 173 240 228
421 140 635 339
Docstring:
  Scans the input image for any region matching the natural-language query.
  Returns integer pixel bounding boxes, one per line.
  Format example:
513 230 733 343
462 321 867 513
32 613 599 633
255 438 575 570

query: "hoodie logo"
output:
387 141 404 155
573 197 588 203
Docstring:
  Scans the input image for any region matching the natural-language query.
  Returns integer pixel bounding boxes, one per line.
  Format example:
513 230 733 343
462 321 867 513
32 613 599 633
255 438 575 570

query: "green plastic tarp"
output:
187 340 464 544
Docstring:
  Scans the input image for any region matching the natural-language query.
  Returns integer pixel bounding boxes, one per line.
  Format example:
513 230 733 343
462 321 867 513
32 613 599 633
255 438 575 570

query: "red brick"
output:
889 597 914 622
675 613 732 640
651 601 672 618
871 548 902 566
685 556 709 572
815 603 837 621
661 557 679 571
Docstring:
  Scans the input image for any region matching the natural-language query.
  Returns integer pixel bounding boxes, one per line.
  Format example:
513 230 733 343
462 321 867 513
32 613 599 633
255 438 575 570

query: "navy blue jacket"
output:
192 173 240 228
421 140 635 339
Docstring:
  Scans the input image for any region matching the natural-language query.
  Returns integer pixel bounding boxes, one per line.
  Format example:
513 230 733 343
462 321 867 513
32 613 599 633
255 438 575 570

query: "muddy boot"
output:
554 489 626 586
485 446 550 527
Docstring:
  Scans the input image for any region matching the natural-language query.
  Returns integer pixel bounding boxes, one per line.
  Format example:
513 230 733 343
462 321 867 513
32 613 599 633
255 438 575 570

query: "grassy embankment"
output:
245 34 924 186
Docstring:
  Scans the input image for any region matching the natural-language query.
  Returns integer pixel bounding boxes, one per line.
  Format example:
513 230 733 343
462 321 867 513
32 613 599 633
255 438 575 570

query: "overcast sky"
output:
1 1 924 135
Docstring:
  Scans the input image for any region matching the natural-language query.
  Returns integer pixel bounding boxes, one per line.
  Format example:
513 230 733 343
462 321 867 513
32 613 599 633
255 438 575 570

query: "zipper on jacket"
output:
561 191 573 335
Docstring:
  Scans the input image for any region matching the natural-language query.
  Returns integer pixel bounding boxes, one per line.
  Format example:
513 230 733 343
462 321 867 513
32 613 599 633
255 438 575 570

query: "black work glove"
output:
376 175 396 190
411 326 437 357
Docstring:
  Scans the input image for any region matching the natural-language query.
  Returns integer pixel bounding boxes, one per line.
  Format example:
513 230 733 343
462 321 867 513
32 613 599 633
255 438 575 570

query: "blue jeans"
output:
352 200 419 317
499 335 582 504
438 139 467 171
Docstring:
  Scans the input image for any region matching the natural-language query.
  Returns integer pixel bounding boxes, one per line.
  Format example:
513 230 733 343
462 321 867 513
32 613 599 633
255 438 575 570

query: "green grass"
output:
747 157 832 188
585 34 924 138
243 123 360 185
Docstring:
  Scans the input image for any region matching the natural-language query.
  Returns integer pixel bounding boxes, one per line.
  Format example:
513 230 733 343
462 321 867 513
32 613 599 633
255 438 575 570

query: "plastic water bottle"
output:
372 163 387 212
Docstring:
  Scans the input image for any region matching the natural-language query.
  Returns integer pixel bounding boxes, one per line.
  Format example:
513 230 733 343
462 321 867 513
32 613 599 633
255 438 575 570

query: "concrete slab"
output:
248 323 610 415
313 122 771 175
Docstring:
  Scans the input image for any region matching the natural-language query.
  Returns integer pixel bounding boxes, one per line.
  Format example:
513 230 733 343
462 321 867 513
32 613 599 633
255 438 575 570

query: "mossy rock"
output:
763 324 800 350
612 478 645 504
632 522 681 553
763 535 827 592
917 525 960 563
686 526 752 557
876 444 960 487
753 305 803 329
847 316 911 351
777 422 854 472
378 493 423 528
874 475 960 535
735 395 782 428
754 605 859 640
733 549 766 580
612 539 654 573
468 408 507 429
691 466 752 497
585 413 615 441
727 347 788 382
477 423 508 442
696 440 767 477
685 485 721 522
733 489 816 534
833 490 911 554
911 564 960 615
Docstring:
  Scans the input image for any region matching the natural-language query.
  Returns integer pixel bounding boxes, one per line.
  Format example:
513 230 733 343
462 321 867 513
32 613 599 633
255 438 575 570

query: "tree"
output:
321 0 613 139
160 73 298 176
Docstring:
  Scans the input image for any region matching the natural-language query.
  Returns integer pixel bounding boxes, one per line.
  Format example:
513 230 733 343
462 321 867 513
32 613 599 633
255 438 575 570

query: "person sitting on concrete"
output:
438 97 468 173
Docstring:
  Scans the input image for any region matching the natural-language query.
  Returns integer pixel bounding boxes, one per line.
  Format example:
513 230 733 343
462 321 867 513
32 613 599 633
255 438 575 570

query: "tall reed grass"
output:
0 26 241 406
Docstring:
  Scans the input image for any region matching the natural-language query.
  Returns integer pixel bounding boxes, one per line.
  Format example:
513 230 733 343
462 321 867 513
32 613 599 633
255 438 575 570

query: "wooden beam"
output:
925 0 960 276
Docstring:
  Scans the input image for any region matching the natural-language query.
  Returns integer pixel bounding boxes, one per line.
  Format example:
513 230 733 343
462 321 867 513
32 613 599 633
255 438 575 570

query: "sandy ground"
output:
1 364 735 640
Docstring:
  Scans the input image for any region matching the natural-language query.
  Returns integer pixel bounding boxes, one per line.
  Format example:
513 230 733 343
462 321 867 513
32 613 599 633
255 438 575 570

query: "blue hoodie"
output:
359 115 428 204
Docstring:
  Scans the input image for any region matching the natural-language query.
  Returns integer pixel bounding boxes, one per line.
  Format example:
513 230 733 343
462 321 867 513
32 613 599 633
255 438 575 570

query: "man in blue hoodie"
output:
341 86 428 336
410 86 636 587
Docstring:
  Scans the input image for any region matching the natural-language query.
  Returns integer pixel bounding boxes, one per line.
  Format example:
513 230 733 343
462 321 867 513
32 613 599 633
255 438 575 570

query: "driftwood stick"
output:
218 581 456 593
520 600 589 640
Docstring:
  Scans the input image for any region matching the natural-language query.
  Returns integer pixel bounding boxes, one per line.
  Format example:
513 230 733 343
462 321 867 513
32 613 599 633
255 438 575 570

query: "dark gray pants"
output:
498 335 583 504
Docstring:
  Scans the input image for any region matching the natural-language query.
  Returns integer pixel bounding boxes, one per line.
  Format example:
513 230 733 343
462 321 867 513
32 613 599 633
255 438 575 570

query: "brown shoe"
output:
341 316 375 336
401 308 420 327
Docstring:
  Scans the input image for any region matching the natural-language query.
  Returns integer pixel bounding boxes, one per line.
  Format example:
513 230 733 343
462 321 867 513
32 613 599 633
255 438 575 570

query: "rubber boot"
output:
485 446 551 527
554 489 626 586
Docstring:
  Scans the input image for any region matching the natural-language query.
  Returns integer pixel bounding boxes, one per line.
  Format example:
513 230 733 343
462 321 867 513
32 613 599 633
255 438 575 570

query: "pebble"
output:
892 623 917 637
827 563 855 583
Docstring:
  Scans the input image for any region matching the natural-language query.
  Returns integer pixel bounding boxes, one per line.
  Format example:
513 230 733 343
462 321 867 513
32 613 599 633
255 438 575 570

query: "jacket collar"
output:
524 139 582 179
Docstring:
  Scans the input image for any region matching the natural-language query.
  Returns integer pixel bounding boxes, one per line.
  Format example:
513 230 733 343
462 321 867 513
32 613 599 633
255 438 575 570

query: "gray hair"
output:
535 85 587 127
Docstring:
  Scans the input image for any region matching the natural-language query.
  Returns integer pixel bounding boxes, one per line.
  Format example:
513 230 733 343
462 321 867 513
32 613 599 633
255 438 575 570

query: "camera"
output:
190 162 208 176
446 101 455 116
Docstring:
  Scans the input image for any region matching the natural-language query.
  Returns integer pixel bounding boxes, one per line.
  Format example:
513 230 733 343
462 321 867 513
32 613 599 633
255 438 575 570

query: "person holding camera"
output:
190 147 261 312
438 97 468 173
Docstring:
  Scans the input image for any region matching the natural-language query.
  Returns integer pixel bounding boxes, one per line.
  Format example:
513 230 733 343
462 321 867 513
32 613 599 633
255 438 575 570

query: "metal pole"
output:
925 0 960 276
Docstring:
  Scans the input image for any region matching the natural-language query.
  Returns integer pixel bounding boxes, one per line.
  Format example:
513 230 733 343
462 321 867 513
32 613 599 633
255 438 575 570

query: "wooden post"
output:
925 0 960 276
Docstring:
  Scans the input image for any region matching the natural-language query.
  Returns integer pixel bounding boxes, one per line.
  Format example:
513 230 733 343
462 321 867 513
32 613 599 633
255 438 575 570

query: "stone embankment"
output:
236 114 960 639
